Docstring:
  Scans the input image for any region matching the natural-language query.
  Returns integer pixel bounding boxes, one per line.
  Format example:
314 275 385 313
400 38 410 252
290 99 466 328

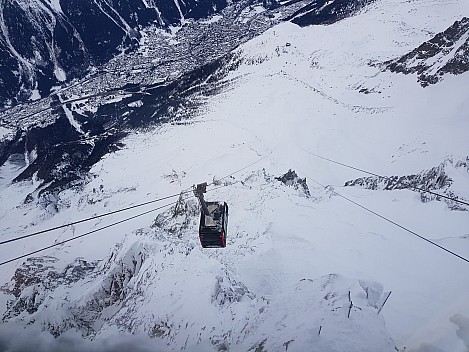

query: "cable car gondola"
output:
193 183 228 248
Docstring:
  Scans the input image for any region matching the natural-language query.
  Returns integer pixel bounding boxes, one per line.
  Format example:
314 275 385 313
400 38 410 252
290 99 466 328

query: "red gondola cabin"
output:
198 201 228 248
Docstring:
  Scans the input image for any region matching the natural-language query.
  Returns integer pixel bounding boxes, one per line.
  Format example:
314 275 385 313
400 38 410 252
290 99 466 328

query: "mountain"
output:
386 17 469 87
0 0 469 351
0 0 238 108
0 0 374 203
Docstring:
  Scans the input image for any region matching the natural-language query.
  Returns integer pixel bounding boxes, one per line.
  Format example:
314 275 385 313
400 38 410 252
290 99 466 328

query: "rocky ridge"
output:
386 17 469 86
344 157 469 210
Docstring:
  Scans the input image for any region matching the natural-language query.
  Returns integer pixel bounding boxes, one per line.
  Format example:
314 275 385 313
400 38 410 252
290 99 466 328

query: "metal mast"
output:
193 182 210 216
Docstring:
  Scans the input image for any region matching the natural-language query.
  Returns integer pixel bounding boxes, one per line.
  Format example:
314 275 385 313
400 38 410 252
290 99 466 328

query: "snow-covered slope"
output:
0 0 469 351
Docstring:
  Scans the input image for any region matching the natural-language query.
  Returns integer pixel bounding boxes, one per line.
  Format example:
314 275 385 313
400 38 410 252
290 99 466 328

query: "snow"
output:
45 0 62 13
62 102 85 135
127 100 143 108
0 126 13 140
54 66 67 82
29 89 41 101
200 15 223 24
1 0 469 350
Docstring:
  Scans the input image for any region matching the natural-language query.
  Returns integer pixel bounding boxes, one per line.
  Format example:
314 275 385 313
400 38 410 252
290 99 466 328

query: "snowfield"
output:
0 0 469 351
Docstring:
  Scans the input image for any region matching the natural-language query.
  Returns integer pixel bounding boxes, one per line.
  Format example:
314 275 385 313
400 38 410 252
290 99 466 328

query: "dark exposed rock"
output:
149 321 172 338
276 169 310 196
386 17 469 86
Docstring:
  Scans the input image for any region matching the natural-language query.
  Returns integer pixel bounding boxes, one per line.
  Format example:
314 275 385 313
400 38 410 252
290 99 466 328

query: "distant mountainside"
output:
386 17 469 86
0 0 235 108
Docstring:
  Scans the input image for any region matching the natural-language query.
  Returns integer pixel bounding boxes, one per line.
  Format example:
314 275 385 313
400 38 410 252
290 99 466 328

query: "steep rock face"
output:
386 17 469 87
286 0 374 27
0 0 238 107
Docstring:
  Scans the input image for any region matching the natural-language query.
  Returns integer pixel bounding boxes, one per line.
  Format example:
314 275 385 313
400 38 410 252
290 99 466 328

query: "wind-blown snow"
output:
0 0 469 351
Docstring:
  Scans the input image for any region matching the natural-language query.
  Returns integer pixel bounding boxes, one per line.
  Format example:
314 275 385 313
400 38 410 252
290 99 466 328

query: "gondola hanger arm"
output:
193 182 210 216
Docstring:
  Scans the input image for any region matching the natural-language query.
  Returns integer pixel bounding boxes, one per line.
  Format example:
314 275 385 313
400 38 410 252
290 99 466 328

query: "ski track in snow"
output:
0 0 469 351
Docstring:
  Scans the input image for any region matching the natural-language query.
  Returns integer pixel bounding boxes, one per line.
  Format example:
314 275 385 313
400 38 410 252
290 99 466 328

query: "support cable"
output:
0 184 230 266
0 192 188 246
300 148 469 207
1 150 272 246
0 201 178 266
298 168 469 264
209 150 273 185
0 149 268 265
